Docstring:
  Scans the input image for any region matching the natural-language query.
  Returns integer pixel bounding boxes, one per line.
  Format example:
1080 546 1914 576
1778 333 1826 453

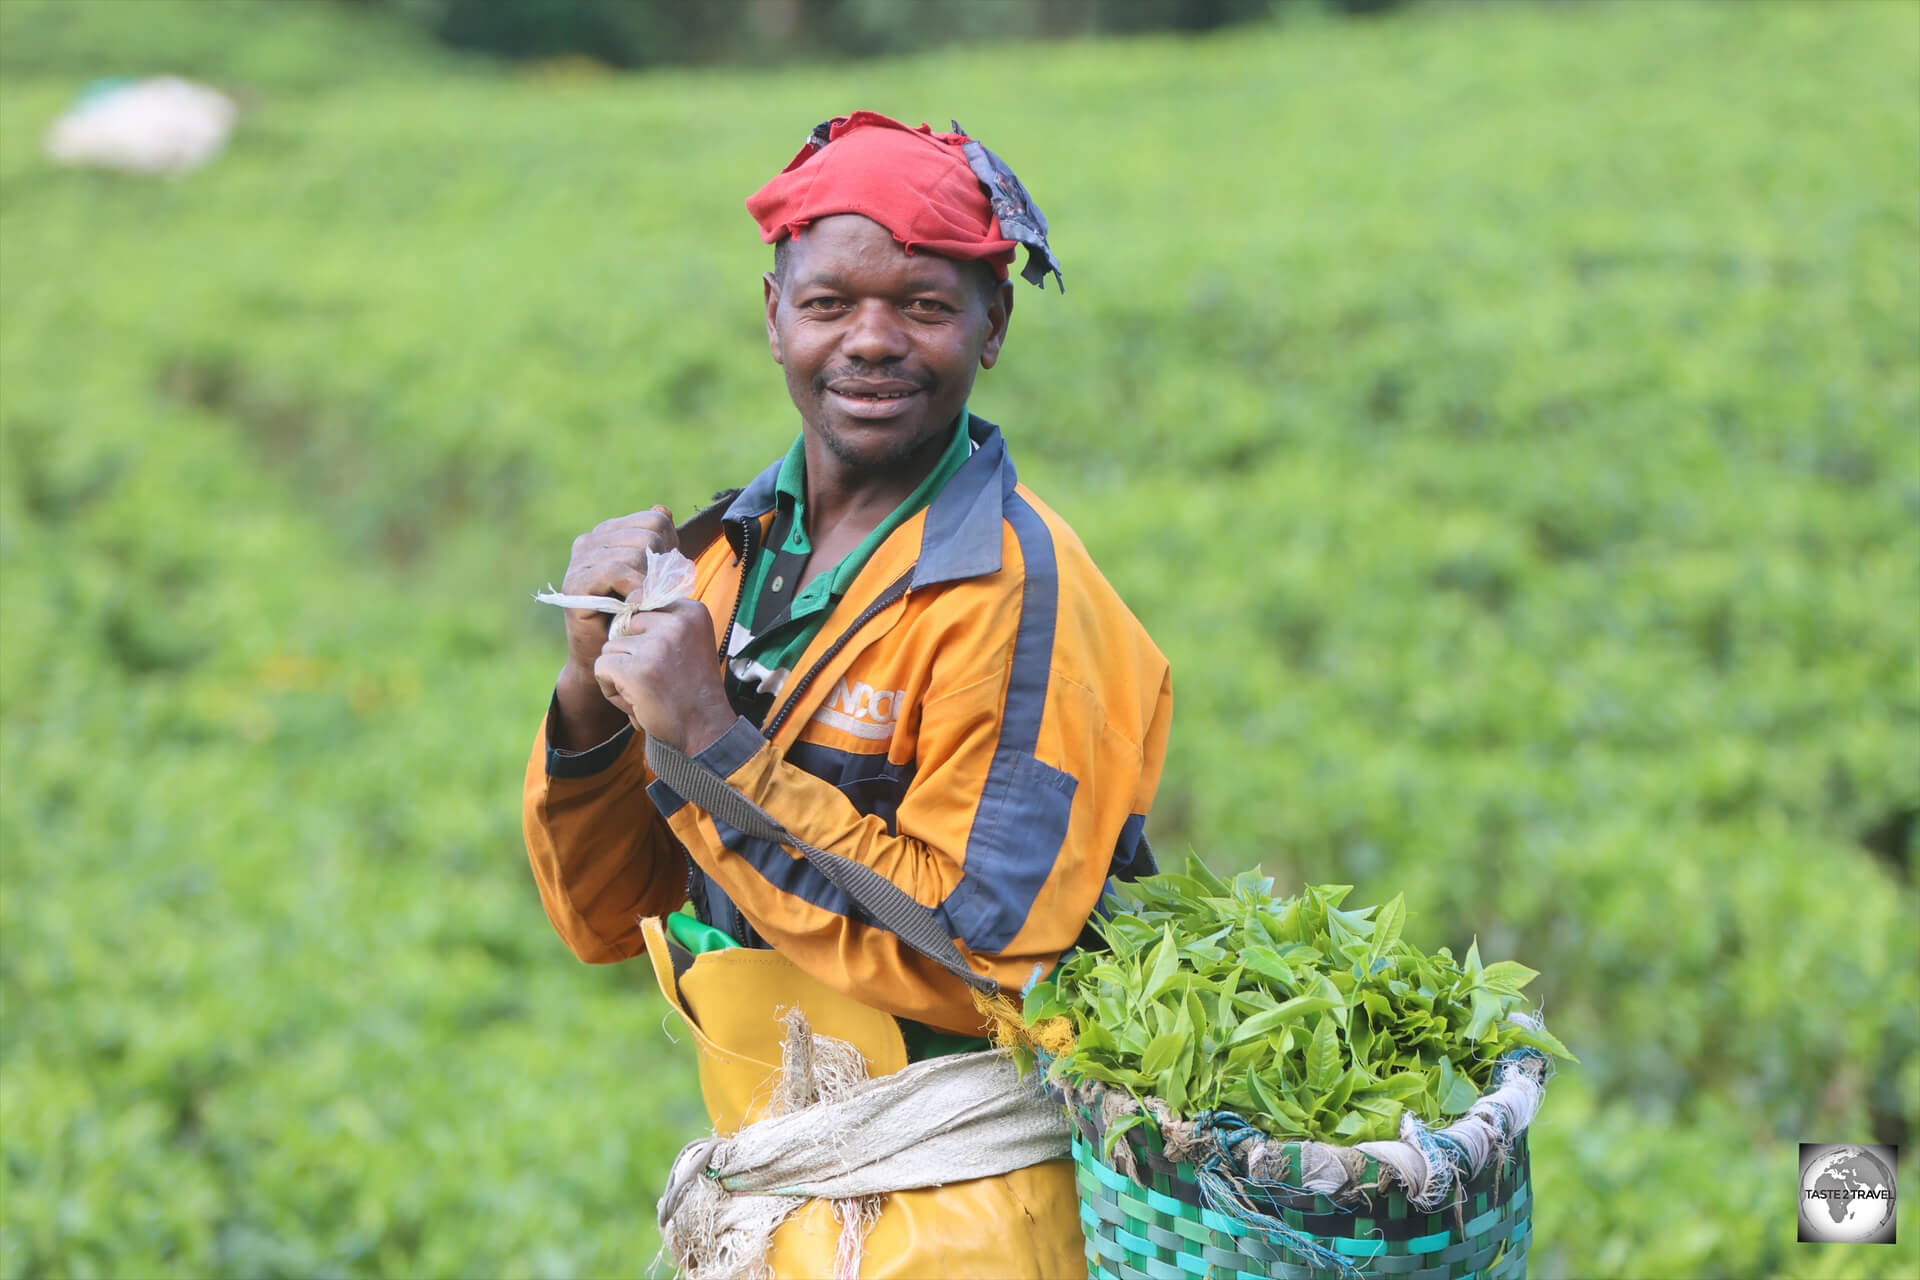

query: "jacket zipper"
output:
701 526 916 946
691 512 765 948
762 563 918 740
714 516 758 663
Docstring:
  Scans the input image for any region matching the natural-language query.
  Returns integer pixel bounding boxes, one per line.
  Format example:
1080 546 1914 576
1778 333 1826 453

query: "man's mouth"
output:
824 378 926 418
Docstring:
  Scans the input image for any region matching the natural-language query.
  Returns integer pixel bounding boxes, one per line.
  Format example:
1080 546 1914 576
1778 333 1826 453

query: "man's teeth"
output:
845 391 910 400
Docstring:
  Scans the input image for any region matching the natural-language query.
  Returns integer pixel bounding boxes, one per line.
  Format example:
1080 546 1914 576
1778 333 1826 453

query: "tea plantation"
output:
1 1 1914 1276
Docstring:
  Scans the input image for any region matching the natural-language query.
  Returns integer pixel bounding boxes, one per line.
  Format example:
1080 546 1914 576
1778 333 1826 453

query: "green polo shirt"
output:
730 408 974 689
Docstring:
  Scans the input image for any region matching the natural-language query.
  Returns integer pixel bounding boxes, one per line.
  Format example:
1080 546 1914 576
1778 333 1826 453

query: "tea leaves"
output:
1028 865 1574 1143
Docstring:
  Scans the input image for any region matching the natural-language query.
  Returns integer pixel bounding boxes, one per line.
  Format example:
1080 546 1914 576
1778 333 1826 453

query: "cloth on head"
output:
746 111 1063 289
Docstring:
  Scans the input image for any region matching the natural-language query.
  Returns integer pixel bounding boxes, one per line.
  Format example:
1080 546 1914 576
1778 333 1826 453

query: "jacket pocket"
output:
943 751 1078 953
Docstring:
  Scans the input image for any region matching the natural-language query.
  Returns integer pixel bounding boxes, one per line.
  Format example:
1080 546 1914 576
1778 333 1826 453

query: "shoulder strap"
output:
675 489 743 559
644 734 1001 998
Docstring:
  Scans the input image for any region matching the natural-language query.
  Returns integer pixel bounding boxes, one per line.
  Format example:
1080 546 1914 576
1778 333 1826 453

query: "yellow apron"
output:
642 916 1085 1279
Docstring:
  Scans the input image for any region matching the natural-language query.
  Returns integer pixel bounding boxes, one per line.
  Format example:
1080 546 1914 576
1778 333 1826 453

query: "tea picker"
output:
523 111 1166 1276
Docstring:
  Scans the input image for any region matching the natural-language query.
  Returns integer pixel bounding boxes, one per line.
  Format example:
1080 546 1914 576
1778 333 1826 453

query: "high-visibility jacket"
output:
521 416 1172 1034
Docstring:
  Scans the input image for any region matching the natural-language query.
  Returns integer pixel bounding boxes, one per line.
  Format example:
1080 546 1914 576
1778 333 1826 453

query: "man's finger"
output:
589 509 672 533
589 508 678 542
578 527 677 554
561 560 648 599
657 598 715 630
592 663 637 720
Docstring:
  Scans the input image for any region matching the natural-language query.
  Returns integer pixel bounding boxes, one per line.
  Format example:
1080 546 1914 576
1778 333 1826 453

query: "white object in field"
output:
43 77 237 177
534 547 699 637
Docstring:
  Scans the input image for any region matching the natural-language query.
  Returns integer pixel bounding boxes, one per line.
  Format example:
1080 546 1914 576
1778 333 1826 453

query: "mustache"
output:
813 364 934 392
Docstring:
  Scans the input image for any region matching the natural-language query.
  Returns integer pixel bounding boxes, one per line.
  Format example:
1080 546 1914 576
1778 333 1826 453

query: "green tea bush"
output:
1 1 1914 1275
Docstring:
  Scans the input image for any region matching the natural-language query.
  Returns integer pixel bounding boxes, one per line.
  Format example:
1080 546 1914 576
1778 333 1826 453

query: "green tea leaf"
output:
1022 980 1069 1024
1156 1064 1191 1114
1435 1056 1478 1116
1314 972 1349 1029
1140 1031 1184 1077
1371 893 1405 957
1348 1010 1375 1068
1377 1071 1430 1100
1227 995 1334 1045
1351 1094 1404 1125
1464 989 1501 1042
1307 1015 1341 1093
1187 855 1231 896
1102 1113 1153 1159
1241 946 1298 989
1144 927 1180 998
1480 961 1539 995
1503 1021 1579 1063
1323 1064 1359 1116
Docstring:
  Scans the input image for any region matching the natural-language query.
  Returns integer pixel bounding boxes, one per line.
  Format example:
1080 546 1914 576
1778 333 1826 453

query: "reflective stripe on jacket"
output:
521 416 1172 1034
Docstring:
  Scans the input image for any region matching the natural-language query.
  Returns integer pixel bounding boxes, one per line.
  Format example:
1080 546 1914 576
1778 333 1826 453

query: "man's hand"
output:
593 599 737 755
550 505 678 750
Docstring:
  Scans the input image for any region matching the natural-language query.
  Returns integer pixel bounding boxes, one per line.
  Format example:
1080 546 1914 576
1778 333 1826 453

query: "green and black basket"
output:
1063 1091 1532 1280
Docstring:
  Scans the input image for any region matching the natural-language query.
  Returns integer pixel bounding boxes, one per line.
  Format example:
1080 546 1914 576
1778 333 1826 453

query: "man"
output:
524 109 1169 1029
521 113 1171 1270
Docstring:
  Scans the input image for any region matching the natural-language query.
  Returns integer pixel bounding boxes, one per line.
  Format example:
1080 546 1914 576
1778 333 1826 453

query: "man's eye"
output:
905 299 951 314
802 297 845 311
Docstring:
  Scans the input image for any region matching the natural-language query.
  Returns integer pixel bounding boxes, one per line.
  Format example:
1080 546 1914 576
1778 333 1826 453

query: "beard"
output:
801 363 958 476
813 413 947 472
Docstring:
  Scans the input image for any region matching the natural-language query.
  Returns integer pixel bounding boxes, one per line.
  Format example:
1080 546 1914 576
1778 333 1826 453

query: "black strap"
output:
645 734 1000 998
674 489 742 559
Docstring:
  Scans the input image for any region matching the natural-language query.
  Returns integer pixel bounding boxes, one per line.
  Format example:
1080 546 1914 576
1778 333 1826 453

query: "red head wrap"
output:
746 112 1022 282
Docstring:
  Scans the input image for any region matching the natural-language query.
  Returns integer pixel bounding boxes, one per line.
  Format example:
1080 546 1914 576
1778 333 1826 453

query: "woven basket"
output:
1065 1094 1532 1280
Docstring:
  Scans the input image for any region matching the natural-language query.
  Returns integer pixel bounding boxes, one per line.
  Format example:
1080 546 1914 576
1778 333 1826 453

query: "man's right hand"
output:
550 504 676 751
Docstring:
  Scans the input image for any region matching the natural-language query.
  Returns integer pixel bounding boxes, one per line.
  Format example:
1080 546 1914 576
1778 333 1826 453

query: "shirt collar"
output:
769 405 972 521
723 409 1015 588
911 412 1010 588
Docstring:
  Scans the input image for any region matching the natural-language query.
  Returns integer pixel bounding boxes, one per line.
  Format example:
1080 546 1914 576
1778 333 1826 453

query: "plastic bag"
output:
534 547 698 636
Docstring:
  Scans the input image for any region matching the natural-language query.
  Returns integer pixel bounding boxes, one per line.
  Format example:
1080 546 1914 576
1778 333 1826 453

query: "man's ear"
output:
763 272 783 365
979 280 1014 371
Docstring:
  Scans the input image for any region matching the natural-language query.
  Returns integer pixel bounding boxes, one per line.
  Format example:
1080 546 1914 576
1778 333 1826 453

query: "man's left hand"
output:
592 599 738 754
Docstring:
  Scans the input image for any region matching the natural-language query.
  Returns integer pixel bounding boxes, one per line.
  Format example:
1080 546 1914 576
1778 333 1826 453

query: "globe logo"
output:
1798 1143 1898 1244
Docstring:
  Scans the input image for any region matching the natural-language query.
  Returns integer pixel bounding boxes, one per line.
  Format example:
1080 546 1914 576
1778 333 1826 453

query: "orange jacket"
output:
522 418 1172 1034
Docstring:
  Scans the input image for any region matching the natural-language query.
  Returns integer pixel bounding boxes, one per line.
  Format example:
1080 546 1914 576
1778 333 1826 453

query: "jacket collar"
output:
721 415 1014 589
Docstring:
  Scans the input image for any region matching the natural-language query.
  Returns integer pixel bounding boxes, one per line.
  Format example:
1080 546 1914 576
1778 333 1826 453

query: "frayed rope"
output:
1191 1113 1363 1278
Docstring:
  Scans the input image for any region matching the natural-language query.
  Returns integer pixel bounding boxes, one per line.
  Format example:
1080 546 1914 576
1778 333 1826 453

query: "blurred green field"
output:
1 1 1915 1276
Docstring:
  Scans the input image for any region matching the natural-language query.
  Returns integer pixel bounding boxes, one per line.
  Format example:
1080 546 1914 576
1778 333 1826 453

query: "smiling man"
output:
522 112 1171 1275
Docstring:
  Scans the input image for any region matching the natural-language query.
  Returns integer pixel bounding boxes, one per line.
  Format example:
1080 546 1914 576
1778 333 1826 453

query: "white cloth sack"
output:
658 1041 1070 1280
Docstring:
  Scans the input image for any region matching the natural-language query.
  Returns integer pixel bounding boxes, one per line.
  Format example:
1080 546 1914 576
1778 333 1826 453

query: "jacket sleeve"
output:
520 523 744 962
522 704 689 963
647 594 1174 1035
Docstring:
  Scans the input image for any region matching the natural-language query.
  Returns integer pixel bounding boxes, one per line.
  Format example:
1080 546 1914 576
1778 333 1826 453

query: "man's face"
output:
763 214 1012 477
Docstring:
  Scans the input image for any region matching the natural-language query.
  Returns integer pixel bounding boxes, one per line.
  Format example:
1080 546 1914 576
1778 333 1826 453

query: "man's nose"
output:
840 299 911 364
